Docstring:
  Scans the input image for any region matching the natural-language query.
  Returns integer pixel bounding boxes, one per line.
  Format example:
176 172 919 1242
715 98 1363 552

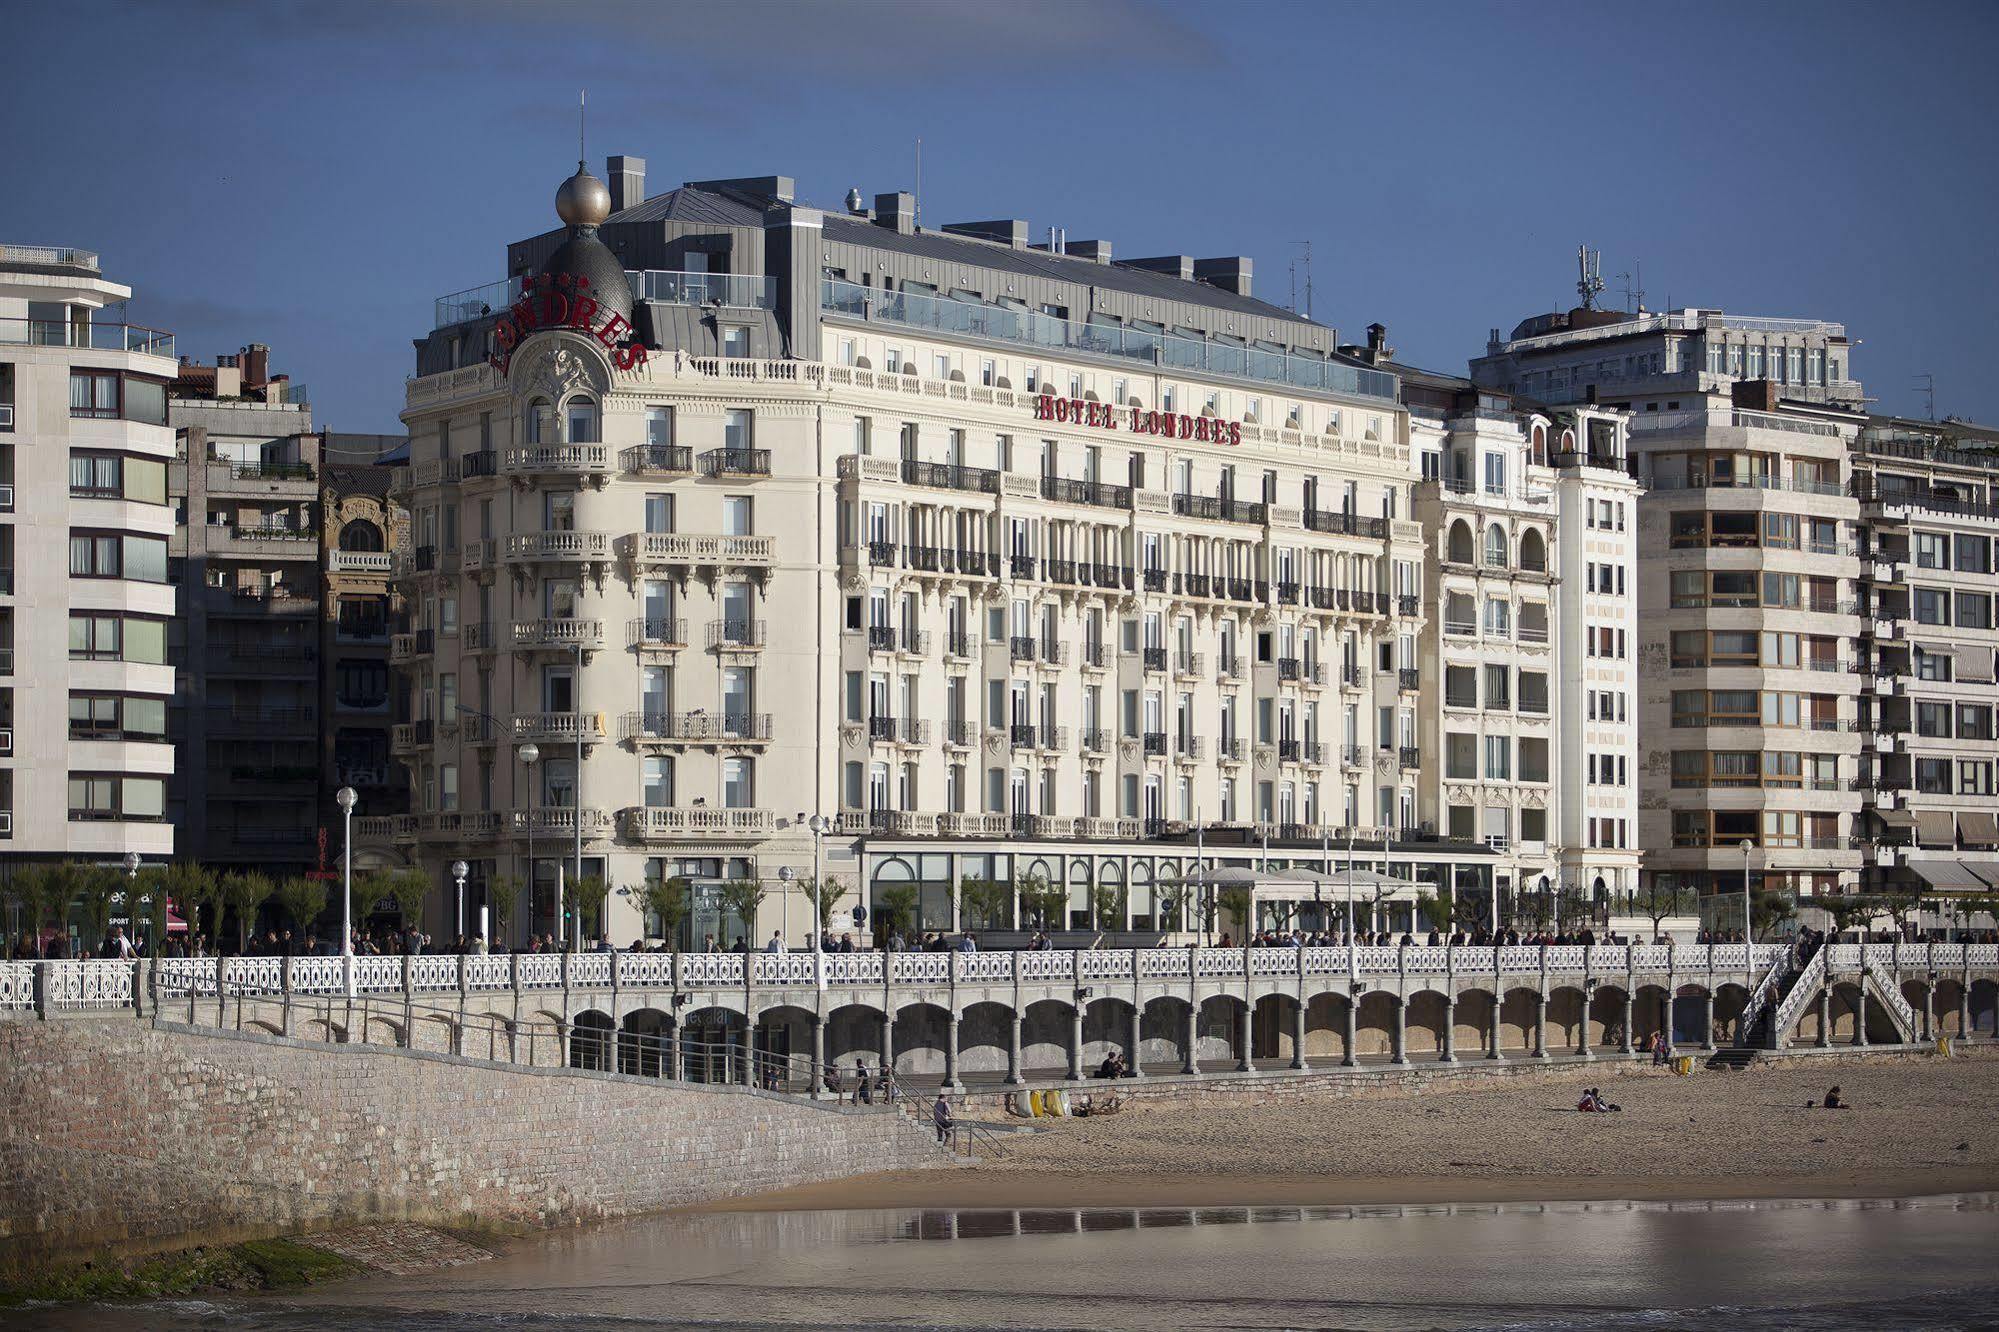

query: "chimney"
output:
1193 256 1253 298
1120 255 1195 281
1065 239 1113 264
1732 379 1780 412
607 155 645 213
240 343 270 390
942 219 1030 248
874 192 916 234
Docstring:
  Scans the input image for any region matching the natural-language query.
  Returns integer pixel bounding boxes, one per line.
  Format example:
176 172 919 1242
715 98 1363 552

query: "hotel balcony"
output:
706 619 766 651
504 530 610 567
390 719 433 754
510 618 605 654
503 444 610 481
901 458 1001 496
511 712 608 746
328 550 394 574
460 538 499 575
620 806 775 842
510 807 613 838
620 532 775 573
698 447 771 478
461 622 500 654
619 443 694 476
622 711 773 745
626 617 689 650
434 269 775 331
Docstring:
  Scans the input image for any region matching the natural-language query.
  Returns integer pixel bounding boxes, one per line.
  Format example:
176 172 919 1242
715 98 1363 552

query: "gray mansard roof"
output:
605 185 770 228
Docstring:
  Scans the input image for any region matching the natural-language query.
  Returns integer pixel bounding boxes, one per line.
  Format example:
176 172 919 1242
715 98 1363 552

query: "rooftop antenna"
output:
1576 244 1604 311
1916 372 1935 421
1616 260 1646 314
914 136 921 227
578 89 586 162
1290 241 1313 320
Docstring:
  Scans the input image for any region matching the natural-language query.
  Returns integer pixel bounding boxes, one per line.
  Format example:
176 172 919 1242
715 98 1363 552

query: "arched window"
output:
524 398 551 444
1520 528 1548 572
564 396 600 444
1447 520 1474 564
1530 422 1548 465
339 519 384 552
1484 524 1510 568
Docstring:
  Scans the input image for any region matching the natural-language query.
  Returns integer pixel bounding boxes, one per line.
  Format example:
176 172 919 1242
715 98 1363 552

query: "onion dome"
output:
538 161 632 325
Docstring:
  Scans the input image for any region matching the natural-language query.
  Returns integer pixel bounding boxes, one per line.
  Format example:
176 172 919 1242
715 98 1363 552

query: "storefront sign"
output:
488 272 649 375
1033 391 1241 445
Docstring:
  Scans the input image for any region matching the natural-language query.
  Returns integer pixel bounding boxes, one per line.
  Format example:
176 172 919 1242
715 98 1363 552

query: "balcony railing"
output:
0 316 173 358
621 805 775 840
511 712 607 743
503 445 609 477
623 711 772 743
901 458 1000 494
505 530 609 563
510 618 604 652
627 617 688 648
435 269 776 329
699 448 771 478
1042 475 1132 510
822 278 1398 401
620 444 693 475
707 619 767 649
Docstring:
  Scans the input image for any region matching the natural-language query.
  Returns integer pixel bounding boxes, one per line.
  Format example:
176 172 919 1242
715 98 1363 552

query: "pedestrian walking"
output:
932 1092 954 1144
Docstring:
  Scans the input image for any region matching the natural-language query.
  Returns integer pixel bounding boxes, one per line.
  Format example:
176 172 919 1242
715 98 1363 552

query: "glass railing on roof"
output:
435 270 777 329
821 279 1397 402
0 317 173 358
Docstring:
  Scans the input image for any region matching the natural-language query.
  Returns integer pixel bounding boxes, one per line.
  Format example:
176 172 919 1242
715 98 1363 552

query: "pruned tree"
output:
485 872 522 947
571 874 610 943
274 876 328 935
1016 872 1066 932
642 875 691 952
1218 886 1253 939
1864 888 1924 940
876 883 919 939
1820 893 1876 941
1630 881 1698 939
3 864 55 956
715 877 767 948
220 871 275 950
1091 879 1129 933
164 862 224 946
1157 881 1195 934
1750 889 1797 942
75 865 121 955
1415 890 1455 935
958 875 1010 931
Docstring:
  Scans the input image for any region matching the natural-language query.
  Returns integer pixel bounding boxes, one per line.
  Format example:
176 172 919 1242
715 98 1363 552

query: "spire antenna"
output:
579 89 586 164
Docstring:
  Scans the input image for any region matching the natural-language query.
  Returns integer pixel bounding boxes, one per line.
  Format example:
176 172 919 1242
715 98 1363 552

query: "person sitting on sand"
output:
1820 1086 1847 1110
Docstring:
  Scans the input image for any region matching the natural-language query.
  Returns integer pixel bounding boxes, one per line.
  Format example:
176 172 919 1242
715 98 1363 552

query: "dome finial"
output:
556 160 611 228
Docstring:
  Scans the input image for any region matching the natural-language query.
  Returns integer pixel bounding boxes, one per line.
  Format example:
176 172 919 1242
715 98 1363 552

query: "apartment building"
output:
1474 300 1868 917
0 243 178 864
1852 415 1999 899
168 349 319 873
322 457 408 862
371 160 1584 944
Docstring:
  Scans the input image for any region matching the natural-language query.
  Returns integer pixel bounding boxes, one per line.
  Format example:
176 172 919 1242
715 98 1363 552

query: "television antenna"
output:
1576 245 1604 311
1616 260 1645 314
1915 372 1935 421
1289 241 1313 320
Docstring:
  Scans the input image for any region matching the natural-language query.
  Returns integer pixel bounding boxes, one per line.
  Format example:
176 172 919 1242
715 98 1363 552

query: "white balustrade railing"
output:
1193 947 1241 978
568 954 612 988
1400 945 1450 974
1017 951 1072 982
463 955 513 991
1827 943 1863 967
40 960 135 1009
1970 944 1999 966
1629 945 1674 972
956 953 1015 984
409 956 459 991
1080 950 1134 981
290 957 343 994
0 961 36 1009
515 954 565 990
822 953 884 985
615 953 675 989
1138 950 1193 980
352 956 402 993
1355 945 1401 974
1711 944 1750 971
1767 945 1830 1046
890 953 950 985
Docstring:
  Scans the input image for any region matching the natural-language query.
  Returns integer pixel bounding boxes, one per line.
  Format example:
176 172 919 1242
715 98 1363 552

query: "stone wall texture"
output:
0 1017 950 1268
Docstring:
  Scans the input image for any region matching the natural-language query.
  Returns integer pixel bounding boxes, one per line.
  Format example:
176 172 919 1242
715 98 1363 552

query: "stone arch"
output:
1196 993 1246 1065
1407 989 1450 1056
339 518 384 552
1448 519 1475 564
1973 979 1999 1038
1672 982 1713 1047
1500 986 1540 1052
304 1016 348 1044
243 1018 285 1038
1519 527 1547 573
412 1012 458 1054
959 999 1014 1078
1588 985 1630 1048
891 999 951 1079
1451 987 1497 1055
1826 982 1866 1044
754 1002 815 1090
1546 984 1587 1050
362 1013 407 1049
681 1004 747 1084
826 1000 887 1075
1302 989 1350 1062
1083 995 1136 1069
1021 997 1076 1076
1355 989 1397 1058
1140 994 1192 1068
569 1009 614 1071
1634 984 1673 1048
619 1006 673 1077
1251 992 1300 1062
1932 978 1968 1038
1712 983 1750 1045
1902 978 1933 1038
561 392 600 444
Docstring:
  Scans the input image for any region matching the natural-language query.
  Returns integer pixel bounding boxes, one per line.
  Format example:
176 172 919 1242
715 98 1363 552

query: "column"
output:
666 1020 680 1081
943 1011 963 1092
881 1008 896 1081
1182 1001 1201 1076
1855 986 1869 1047
1128 1003 1147 1079
1958 986 1972 1043
1236 998 1253 1071
1440 995 1457 1064
1701 990 1716 1052
1488 995 1504 1061
1533 992 1548 1059
1817 987 1832 1048
1920 981 1933 1042
1391 996 1408 1065
1577 987 1594 1059
1005 1010 1024 1086
1067 1004 1084 1081
1620 993 1635 1055
810 1015 826 1097
1342 994 1358 1067
1290 996 1308 1071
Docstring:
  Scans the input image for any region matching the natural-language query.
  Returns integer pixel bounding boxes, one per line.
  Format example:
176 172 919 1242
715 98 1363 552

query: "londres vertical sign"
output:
1033 390 1242 445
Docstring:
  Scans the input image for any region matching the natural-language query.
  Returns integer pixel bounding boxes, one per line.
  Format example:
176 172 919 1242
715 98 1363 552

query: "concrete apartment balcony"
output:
619 806 774 841
502 444 610 481
503 530 611 568
509 807 613 837
206 703 317 735
510 712 609 746
626 617 689 651
619 532 775 573
619 443 694 476
510 619 605 654
202 586 316 617
457 539 499 576
328 550 394 574
621 711 773 745
209 524 318 560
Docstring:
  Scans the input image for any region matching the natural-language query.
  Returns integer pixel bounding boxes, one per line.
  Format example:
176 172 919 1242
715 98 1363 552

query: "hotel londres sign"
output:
1033 390 1242 445
488 272 649 375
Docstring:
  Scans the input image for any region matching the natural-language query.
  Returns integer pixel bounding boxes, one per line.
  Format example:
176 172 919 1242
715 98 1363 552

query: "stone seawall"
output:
0 1017 950 1268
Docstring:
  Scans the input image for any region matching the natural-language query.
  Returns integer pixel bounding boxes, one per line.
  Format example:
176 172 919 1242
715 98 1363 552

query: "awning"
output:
1960 812 1999 847
1875 808 1917 829
1961 651 1998 684
1913 860 1987 891
1971 864 1999 891
1915 642 1955 659
1915 810 1957 847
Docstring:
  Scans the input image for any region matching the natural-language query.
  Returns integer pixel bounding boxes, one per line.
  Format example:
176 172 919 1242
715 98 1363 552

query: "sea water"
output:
14 1194 1999 1330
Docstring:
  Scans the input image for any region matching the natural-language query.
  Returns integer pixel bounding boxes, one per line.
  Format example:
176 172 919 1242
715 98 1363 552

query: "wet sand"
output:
718 1051 1999 1212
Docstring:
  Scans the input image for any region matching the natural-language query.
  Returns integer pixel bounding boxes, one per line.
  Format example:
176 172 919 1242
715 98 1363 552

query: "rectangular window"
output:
69 371 120 419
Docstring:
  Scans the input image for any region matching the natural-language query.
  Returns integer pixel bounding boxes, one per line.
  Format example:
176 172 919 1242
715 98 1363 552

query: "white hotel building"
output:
375 162 1634 944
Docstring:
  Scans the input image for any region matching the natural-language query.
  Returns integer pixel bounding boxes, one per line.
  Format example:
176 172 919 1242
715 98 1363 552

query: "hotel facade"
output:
372 162 1641 946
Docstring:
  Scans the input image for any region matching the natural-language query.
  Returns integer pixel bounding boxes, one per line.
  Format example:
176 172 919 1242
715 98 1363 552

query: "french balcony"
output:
1045 556 1077 584
1041 475 1133 511
1399 668 1421 691
626 616 688 649
460 539 500 575
620 443 694 475
899 629 932 658
707 619 767 651
1399 746 1422 770
1277 656 1301 682
1218 737 1247 763
619 804 775 836
1217 654 1245 681
1173 651 1204 679
328 550 394 574
1278 738 1301 762
503 444 610 480
943 720 977 749
1183 573 1212 598
1081 728 1112 754
504 530 610 566
867 539 897 566
944 632 976 659
389 632 425 664
1035 724 1068 753
871 715 900 743
510 618 605 653
1174 734 1205 761
698 447 771 478
461 621 500 654
1036 638 1069 667
1009 722 1037 749
1080 642 1110 670
901 458 1000 495
390 719 432 753
895 717 932 746
622 532 775 572
1143 731 1167 757
1009 553 1036 579
1009 635 1036 662
621 711 772 744
1143 646 1168 673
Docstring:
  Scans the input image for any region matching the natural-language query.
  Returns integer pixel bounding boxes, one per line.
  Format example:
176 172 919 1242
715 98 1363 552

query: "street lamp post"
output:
807 813 830 949
778 866 794 948
336 786 358 995
520 742 540 946
1740 839 1754 948
573 640 586 951
451 859 469 940
123 851 143 953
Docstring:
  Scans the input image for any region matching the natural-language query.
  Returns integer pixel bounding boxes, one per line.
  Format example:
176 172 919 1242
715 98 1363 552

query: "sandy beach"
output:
720 1051 1999 1212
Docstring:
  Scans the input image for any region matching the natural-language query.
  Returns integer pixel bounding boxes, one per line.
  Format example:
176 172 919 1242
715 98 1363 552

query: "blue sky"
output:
4 0 1993 433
